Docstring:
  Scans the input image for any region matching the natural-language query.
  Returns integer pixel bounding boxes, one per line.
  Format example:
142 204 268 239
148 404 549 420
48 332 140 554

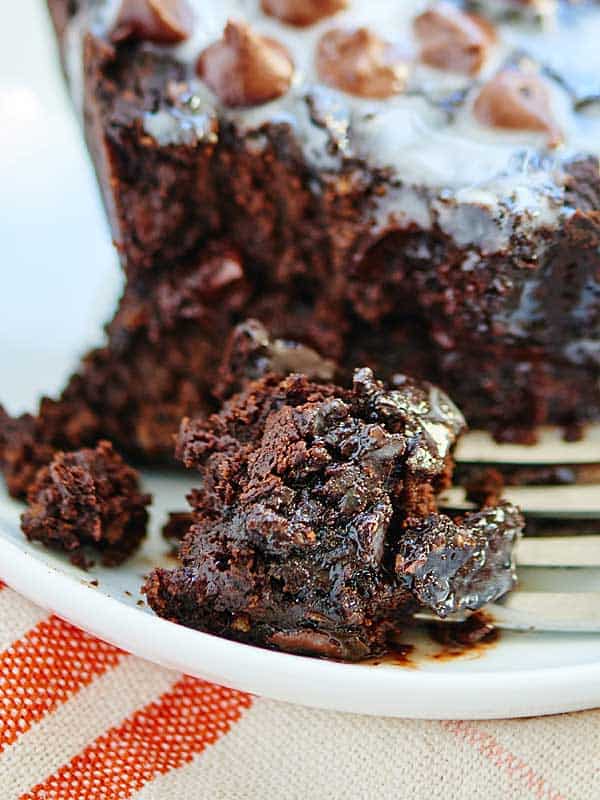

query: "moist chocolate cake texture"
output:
144 367 523 660
21 440 151 565
0 0 591 495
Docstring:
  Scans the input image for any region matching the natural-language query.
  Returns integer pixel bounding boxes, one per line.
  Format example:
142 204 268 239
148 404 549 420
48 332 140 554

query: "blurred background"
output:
0 0 120 414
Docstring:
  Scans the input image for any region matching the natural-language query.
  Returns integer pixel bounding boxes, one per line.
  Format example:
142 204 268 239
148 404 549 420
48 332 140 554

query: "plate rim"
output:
1 528 600 720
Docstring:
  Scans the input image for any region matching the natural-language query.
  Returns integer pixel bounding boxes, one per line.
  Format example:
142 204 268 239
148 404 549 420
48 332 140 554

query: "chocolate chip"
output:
261 0 348 27
111 0 193 45
474 67 562 146
414 2 495 76
196 20 294 108
316 27 410 99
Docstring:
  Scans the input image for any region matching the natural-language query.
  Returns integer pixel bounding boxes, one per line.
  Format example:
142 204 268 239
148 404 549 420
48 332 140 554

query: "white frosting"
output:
473 0 557 23
435 199 511 253
504 6 600 103
503 278 543 338
64 15 86 114
142 106 216 145
65 0 600 252
64 0 121 111
564 339 600 366
373 184 433 233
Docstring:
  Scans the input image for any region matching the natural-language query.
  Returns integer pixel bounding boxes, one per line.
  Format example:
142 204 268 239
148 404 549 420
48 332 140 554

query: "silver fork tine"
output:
430 426 600 633
517 536 600 568
441 485 600 516
455 426 600 465
491 593 600 632
415 594 600 633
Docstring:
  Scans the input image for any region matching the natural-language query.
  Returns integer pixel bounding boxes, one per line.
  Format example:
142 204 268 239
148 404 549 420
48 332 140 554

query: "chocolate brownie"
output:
144 368 522 660
34 0 598 468
21 440 151 565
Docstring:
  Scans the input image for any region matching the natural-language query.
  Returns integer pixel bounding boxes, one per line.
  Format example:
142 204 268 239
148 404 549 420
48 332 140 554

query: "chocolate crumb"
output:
21 441 150 566
464 467 505 507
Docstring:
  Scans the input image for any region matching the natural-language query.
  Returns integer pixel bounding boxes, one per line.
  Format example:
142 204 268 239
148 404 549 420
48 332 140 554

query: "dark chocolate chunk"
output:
216 319 336 399
396 504 520 617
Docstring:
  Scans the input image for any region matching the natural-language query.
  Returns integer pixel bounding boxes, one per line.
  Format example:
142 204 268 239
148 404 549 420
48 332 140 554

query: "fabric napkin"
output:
0 582 597 800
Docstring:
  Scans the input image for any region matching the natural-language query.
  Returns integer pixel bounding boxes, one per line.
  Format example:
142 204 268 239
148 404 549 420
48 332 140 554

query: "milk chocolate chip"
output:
414 2 495 75
316 28 410 99
111 0 193 44
261 0 348 27
197 20 294 108
474 67 562 146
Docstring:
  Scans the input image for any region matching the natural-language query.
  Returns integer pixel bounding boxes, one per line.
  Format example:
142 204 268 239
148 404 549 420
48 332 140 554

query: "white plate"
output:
3 477 600 721
2 0 600 721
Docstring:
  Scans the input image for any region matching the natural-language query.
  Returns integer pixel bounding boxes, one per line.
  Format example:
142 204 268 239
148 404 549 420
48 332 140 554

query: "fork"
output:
416 425 600 633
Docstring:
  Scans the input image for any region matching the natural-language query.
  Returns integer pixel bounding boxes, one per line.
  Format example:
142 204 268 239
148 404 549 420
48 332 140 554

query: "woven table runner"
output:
0 583 597 799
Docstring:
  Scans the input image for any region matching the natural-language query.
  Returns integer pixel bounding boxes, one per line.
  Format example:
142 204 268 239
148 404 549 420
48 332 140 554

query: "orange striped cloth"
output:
0 582 597 800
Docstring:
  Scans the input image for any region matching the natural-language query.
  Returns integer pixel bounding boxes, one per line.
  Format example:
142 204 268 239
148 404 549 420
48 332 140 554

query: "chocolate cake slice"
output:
3 0 598 501
144 368 522 660
32 0 597 469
